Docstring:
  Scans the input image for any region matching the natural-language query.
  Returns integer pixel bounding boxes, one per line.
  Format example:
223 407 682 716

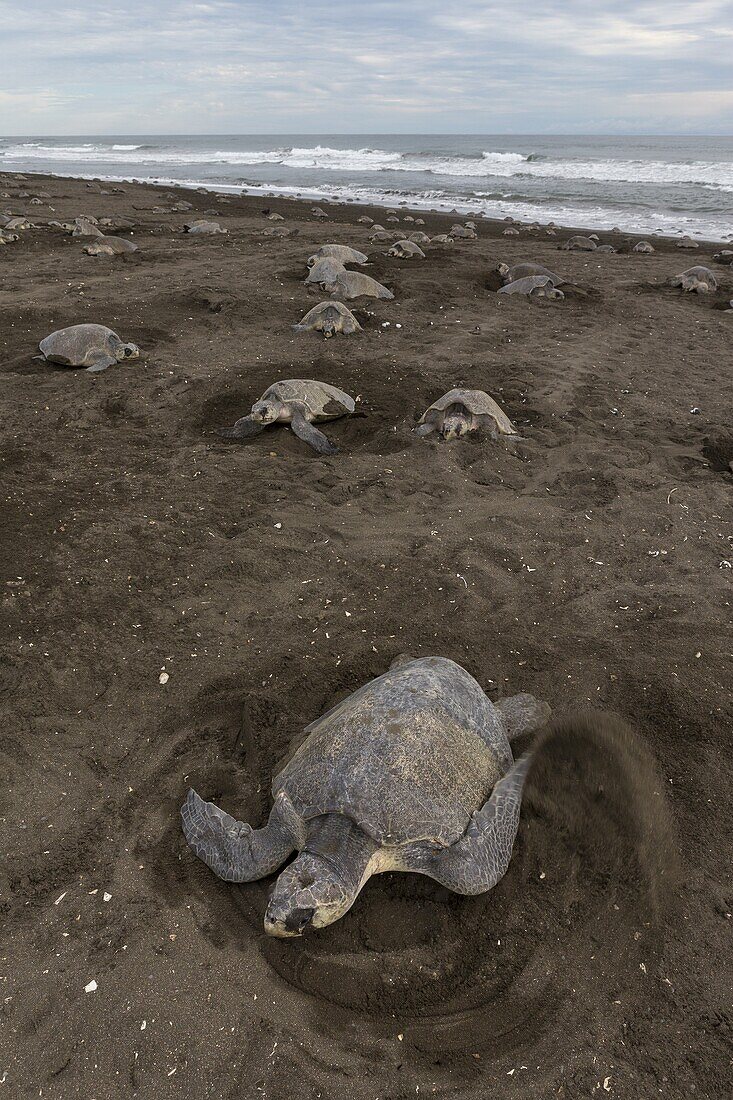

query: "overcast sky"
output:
1 0 732 135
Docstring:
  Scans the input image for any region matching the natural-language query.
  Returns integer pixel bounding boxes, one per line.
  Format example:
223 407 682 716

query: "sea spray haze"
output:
3 133 732 238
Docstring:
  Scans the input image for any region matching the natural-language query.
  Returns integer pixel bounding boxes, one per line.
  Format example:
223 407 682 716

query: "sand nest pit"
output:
183 710 677 1072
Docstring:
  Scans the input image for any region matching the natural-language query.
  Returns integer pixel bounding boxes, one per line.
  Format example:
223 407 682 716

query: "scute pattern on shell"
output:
260 379 355 420
272 657 512 847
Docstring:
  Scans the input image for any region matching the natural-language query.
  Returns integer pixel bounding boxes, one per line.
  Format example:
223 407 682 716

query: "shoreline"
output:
2 165 730 244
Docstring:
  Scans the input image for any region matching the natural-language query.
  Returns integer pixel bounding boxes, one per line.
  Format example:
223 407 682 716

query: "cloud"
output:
0 0 731 132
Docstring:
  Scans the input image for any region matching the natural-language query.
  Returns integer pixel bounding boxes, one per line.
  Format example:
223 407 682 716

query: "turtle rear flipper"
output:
421 750 534 895
291 412 338 455
495 693 550 740
181 789 294 882
216 416 266 441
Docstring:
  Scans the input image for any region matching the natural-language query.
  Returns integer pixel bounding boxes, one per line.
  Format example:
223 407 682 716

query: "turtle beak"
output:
264 905 315 938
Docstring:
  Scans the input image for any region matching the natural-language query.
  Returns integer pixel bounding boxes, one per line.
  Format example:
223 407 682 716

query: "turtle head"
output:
251 398 281 424
321 318 337 338
264 853 352 937
116 341 139 361
496 262 510 279
441 414 470 441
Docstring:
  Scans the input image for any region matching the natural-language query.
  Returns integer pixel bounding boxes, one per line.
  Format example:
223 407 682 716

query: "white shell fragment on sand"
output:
159 671 170 685
85 980 98 993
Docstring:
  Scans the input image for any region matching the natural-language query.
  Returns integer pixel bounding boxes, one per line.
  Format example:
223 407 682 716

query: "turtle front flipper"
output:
420 750 534 895
181 789 294 882
290 412 338 455
216 415 267 441
85 354 117 373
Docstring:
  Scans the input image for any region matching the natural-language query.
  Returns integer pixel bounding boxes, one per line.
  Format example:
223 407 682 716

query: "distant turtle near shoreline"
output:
560 235 597 251
417 389 518 441
181 654 549 936
216 379 355 454
633 241 655 254
294 301 362 338
39 324 140 372
670 266 718 293
450 225 477 240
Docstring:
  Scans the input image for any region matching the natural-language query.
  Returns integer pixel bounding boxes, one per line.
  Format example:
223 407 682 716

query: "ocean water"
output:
2 134 732 239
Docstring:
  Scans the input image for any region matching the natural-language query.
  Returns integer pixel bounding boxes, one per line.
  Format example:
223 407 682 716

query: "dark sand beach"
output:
1 173 731 1098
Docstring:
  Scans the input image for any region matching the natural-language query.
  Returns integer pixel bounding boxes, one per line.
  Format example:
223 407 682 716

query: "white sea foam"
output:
2 138 731 238
3 141 732 190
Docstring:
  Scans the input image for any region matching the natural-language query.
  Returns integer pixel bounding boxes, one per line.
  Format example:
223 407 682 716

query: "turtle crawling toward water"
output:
181 655 549 935
294 301 361 338
216 378 354 454
39 324 139 372
417 388 518 441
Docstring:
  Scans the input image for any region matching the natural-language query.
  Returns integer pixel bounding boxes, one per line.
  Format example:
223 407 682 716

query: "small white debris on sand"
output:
84 980 97 993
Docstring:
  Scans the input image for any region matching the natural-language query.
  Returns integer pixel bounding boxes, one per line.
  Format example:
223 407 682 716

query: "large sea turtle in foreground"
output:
216 378 354 454
181 655 549 936
39 324 140 372
417 389 518 441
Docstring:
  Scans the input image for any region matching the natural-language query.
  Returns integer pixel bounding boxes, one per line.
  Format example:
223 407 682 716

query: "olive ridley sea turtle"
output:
388 239 425 258
181 655 549 935
184 220 226 235
323 269 394 301
294 301 362 338
498 275 565 300
83 235 138 256
39 324 140 372
306 244 368 267
670 266 718 293
560 235 597 251
497 262 562 285
417 389 518 441
216 378 354 454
